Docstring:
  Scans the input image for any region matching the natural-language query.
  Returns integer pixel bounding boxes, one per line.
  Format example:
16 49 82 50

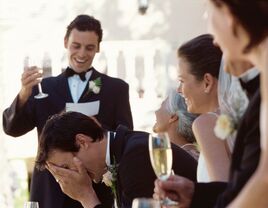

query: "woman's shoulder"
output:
192 112 219 144
193 112 218 130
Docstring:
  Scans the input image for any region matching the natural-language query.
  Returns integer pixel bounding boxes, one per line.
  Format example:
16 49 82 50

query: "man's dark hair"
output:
177 34 222 81
64 14 103 43
211 0 268 52
35 111 105 170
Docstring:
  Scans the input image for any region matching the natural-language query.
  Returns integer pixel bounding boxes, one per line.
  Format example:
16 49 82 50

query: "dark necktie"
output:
65 67 92 81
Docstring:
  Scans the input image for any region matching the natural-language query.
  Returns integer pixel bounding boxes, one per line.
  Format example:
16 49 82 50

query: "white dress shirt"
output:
68 70 93 103
105 131 117 167
239 67 259 83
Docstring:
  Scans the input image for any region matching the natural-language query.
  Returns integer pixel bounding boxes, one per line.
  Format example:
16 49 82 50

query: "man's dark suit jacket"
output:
2 68 133 208
110 125 197 208
190 75 260 208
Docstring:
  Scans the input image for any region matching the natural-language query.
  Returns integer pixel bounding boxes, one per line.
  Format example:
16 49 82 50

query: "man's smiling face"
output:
64 28 99 73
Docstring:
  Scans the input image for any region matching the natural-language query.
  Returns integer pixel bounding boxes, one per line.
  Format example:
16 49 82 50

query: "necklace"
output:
181 143 196 149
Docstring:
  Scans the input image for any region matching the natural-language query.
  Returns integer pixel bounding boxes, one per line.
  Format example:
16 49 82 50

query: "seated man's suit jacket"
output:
110 125 198 208
191 75 260 208
2 68 133 208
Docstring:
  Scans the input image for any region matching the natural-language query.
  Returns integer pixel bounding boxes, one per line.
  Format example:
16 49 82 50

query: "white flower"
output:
88 77 101 94
214 114 235 140
102 171 114 187
103 159 119 206
92 86 100 94
89 81 96 89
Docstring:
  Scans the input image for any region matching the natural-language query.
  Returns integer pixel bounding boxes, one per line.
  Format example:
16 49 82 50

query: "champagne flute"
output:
148 134 178 206
132 198 160 208
24 54 49 99
24 201 39 208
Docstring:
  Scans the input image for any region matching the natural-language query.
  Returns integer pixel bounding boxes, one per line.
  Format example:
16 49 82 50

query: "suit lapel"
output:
230 76 260 174
110 125 130 163
78 68 103 102
55 73 74 102
110 125 130 207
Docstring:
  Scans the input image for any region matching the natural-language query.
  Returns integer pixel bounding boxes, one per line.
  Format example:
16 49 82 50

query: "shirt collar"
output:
105 131 116 167
239 67 259 83
85 70 93 80
105 131 111 167
66 66 93 82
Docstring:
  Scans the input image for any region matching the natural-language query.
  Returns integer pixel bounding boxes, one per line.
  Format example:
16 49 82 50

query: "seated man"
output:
36 111 197 208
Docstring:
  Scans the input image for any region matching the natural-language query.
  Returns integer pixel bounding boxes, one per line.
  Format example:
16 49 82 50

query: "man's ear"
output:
203 73 215 93
64 37 68 49
169 114 178 124
75 134 90 149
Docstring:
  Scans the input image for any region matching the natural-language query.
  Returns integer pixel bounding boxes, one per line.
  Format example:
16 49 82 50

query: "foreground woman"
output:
205 0 268 207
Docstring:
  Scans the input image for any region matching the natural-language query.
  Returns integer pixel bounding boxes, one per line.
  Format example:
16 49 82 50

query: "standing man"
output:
2 14 133 208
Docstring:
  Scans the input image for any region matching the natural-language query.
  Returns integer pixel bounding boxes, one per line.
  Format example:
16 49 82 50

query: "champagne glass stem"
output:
34 82 48 99
38 83 43 93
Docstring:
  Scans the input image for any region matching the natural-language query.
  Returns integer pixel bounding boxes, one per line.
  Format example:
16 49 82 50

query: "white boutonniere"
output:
89 77 101 94
214 114 236 140
102 158 119 205
102 170 114 187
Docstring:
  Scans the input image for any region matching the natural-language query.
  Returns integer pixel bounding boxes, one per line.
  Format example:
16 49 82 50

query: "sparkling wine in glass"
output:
24 201 39 208
132 198 160 208
24 54 49 99
149 134 178 206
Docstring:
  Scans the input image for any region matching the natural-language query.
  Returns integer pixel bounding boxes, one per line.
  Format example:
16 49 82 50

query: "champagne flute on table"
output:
24 201 39 208
148 133 178 206
24 54 49 99
132 198 160 208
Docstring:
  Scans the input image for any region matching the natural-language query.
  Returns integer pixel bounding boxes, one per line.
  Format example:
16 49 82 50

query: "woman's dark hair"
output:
177 34 222 81
35 111 105 170
65 14 103 43
211 0 268 52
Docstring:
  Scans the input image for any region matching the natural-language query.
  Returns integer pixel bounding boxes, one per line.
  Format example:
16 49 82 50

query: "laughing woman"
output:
153 89 199 160
176 34 230 182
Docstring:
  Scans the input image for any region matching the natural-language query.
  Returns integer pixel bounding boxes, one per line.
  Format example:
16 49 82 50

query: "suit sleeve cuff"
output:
190 182 227 208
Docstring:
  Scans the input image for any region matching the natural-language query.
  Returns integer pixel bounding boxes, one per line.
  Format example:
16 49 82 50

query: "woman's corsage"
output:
88 77 101 94
214 114 236 140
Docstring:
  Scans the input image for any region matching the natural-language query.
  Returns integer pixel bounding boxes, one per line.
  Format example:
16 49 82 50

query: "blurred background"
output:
0 0 207 207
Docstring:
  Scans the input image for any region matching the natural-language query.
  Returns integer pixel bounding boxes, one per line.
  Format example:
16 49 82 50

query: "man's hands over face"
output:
47 157 101 208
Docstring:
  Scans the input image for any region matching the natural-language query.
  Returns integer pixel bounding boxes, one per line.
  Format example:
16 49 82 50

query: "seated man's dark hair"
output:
35 111 105 170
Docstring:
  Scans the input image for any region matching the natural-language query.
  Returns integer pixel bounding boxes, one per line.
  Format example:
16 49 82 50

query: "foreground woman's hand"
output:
153 175 195 208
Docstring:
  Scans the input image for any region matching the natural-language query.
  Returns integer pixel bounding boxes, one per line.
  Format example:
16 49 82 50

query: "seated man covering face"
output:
36 111 197 208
